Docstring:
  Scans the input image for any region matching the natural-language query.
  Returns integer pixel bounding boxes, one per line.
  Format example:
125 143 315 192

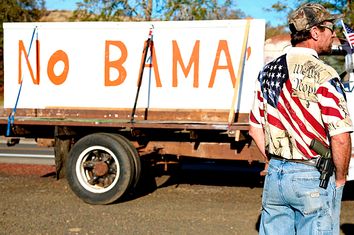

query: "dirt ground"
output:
0 163 353 235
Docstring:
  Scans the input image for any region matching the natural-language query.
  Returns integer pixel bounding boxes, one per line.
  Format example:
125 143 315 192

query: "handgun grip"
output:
310 139 331 159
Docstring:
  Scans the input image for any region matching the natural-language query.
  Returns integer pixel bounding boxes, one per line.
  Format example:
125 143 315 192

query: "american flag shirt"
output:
250 47 353 160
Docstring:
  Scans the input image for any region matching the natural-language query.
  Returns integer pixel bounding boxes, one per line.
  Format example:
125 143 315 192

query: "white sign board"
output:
3 20 265 111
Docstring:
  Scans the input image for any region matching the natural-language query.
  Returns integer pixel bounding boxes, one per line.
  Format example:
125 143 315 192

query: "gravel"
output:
0 163 353 235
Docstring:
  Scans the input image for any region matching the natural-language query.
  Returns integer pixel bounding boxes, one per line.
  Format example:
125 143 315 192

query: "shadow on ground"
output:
125 158 265 202
129 157 354 203
341 223 354 235
342 181 354 201
159 159 265 188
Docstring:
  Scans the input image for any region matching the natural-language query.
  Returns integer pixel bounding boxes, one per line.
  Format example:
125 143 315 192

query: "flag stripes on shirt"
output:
258 55 321 158
250 47 353 160
277 92 319 157
282 81 327 139
250 54 341 159
278 82 326 157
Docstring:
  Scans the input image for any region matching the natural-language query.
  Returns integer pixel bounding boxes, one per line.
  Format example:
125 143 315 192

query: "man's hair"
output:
290 30 311 46
290 24 326 46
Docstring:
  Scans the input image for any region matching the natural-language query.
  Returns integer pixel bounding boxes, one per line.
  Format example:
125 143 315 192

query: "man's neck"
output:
295 40 316 50
295 40 321 54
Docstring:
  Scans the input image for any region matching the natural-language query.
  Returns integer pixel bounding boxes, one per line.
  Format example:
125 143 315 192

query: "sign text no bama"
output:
19 39 240 88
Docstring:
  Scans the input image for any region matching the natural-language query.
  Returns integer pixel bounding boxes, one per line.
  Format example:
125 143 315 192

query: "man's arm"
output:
331 132 352 187
249 125 267 160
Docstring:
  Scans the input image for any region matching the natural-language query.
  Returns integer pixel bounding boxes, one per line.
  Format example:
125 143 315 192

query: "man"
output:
249 3 353 235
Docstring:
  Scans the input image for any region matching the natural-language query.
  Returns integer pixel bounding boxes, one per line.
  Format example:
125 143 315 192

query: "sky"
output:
45 0 295 26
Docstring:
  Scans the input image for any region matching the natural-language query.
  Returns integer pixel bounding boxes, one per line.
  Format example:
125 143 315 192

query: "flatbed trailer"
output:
0 107 259 161
0 107 261 204
0 107 255 159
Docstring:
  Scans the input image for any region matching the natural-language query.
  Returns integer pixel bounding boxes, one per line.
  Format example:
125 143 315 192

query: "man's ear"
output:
310 27 319 40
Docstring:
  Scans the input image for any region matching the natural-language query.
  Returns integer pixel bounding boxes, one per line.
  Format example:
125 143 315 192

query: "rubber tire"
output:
102 133 141 188
66 133 133 205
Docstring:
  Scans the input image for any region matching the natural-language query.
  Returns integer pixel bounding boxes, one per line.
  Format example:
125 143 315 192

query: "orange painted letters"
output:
18 40 40 84
172 40 200 88
141 41 162 87
47 50 69 85
105 41 127 86
208 40 236 88
17 39 237 88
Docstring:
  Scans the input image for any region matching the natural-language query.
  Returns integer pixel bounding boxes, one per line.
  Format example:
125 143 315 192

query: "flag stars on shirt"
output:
258 55 289 108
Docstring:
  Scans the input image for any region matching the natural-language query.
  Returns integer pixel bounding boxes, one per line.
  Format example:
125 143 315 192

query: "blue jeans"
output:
259 159 344 235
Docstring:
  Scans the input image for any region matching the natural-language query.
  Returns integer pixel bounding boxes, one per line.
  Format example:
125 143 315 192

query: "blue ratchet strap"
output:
146 25 154 116
6 26 38 136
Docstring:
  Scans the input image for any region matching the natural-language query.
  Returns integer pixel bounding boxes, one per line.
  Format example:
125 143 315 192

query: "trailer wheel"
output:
66 133 133 205
102 133 141 188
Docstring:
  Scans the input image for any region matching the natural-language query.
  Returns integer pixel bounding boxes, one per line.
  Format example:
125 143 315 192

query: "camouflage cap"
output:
288 3 342 32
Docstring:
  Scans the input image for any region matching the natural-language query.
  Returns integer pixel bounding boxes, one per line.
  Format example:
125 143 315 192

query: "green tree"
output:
72 0 245 21
1 0 45 22
265 24 287 39
73 0 138 21
162 0 245 20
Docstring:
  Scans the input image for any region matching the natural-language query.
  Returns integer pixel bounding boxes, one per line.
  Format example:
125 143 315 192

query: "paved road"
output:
0 138 54 165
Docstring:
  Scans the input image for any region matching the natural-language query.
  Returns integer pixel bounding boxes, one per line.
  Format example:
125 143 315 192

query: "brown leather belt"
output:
269 154 318 167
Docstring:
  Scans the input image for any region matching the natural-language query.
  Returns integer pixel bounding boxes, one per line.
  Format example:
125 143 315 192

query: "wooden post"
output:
228 19 251 141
